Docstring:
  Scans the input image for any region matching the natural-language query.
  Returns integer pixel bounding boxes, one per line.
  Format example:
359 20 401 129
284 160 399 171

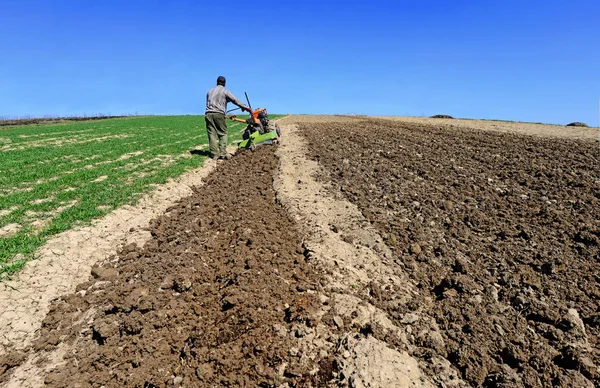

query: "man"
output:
205 76 249 160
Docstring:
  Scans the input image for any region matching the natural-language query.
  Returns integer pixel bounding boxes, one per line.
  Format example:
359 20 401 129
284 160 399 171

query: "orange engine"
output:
226 107 270 128
251 108 267 124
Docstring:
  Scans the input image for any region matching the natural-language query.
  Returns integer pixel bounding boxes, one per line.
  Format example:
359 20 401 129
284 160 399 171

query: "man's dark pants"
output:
205 113 228 159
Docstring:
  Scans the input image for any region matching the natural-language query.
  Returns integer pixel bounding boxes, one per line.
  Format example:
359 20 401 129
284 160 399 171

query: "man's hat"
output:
217 76 226 86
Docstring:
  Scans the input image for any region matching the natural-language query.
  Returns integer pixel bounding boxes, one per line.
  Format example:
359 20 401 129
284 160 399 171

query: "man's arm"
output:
225 90 249 111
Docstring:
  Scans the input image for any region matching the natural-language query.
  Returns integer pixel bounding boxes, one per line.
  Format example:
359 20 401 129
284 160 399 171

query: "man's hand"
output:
241 106 250 112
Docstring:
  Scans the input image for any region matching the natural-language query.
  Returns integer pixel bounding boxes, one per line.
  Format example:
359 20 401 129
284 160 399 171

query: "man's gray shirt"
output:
205 85 245 115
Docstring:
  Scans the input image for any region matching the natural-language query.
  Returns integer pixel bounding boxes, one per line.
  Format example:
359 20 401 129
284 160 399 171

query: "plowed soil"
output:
299 118 600 387
2 147 332 387
2 115 599 388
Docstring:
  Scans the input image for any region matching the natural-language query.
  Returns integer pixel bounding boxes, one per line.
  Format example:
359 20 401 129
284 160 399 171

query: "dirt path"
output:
275 117 442 387
297 116 600 387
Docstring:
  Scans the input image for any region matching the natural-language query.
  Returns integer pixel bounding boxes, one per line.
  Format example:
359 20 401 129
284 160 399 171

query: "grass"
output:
0 115 280 278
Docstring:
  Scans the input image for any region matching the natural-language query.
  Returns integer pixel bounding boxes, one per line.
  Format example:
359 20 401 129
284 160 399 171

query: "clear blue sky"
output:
1 0 598 125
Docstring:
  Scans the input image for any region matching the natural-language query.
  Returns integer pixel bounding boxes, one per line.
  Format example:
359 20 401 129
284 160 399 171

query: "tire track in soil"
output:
299 118 600 387
1 147 334 387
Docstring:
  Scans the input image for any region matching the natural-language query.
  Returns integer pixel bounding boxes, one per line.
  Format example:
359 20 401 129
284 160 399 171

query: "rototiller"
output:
226 93 281 150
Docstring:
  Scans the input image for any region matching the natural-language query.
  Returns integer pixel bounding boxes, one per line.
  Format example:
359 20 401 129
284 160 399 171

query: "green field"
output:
0 115 270 278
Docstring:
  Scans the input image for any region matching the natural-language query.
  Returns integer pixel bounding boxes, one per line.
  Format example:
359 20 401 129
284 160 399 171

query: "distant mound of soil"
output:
566 122 589 127
430 115 454 119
